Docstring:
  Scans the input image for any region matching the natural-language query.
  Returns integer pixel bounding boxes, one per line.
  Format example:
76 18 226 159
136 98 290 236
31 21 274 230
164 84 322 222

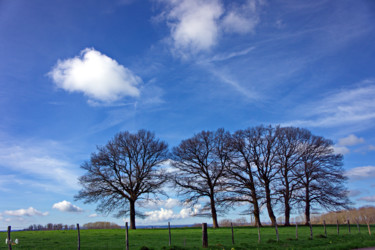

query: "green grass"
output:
1 225 374 249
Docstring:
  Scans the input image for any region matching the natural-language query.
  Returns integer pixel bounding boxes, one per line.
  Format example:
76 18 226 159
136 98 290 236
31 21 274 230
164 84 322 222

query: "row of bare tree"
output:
76 126 349 229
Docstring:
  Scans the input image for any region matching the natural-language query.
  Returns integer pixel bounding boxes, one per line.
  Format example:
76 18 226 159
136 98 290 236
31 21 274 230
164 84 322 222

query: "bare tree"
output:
224 129 264 227
248 125 279 226
274 127 309 226
295 134 350 225
171 129 230 228
75 130 169 229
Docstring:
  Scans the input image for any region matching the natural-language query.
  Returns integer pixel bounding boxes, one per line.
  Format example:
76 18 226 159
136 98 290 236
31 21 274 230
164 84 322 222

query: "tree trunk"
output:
253 200 262 227
304 187 310 226
129 199 136 229
284 175 291 226
265 183 276 226
210 196 219 228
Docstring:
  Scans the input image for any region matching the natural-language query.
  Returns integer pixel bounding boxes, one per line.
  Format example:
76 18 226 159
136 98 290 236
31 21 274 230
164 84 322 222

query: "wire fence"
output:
0 222 374 249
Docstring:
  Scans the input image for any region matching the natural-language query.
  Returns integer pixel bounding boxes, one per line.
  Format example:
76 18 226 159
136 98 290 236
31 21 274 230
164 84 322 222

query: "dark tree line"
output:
76 126 349 229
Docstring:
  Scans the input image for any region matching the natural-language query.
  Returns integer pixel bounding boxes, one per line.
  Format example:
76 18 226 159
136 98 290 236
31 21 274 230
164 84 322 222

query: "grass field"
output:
1 225 374 249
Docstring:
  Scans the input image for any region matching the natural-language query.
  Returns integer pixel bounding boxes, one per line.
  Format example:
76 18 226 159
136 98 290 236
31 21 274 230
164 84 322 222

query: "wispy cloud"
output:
345 166 375 181
4 207 48 217
52 200 83 213
357 196 375 203
288 81 375 129
49 48 142 105
0 137 80 191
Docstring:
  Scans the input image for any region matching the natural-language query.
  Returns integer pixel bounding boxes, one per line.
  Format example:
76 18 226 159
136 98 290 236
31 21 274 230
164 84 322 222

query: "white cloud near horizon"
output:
49 48 142 104
143 204 201 222
338 134 365 146
160 0 262 57
89 213 98 218
345 166 375 180
4 207 48 217
52 200 83 213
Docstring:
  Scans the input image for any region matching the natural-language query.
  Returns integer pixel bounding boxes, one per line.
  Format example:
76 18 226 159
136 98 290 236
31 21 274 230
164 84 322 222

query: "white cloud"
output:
0 139 79 191
4 207 48 217
368 145 375 151
332 146 349 155
345 166 375 180
143 204 201 222
49 48 142 104
52 200 83 213
145 198 181 209
338 134 365 146
89 213 98 218
163 0 223 55
159 0 262 57
221 0 261 34
288 81 375 129
358 196 375 202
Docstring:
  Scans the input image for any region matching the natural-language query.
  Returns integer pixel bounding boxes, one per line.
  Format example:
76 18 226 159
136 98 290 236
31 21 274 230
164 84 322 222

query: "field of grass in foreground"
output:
1 225 374 249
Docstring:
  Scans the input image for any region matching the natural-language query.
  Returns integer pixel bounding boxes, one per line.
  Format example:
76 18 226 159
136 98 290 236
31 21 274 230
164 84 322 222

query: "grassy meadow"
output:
1 225 374 249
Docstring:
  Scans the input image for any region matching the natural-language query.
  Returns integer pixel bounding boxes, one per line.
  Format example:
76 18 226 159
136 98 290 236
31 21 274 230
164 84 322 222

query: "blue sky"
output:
1 0 375 230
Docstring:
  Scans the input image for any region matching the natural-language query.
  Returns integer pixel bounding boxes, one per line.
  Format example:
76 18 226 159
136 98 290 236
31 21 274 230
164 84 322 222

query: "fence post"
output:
275 223 279 242
337 220 339 235
202 223 208 248
77 223 80 250
323 220 327 237
257 223 261 243
348 220 351 234
168 222 171 246
231 223 234 245
7 226 12 250
125 222 129 250
296 223 298 240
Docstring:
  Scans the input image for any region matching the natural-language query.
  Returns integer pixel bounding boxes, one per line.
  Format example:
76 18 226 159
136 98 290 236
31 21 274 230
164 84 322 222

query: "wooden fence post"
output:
337 220 339 235
125 222 129 250
296 223 298 240
231 223 234 245
77 224 80 250
275 223 279 242
7 226 12 250
257 223 261 243
168 222 171 246
202 223 208 248
309 221 313 240
323 220 327 237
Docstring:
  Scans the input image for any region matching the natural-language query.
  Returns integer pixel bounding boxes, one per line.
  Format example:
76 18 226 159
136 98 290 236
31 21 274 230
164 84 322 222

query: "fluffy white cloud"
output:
345 166 375 180
160 0 262 57
145 198 181 209
358 196 375 202
4 207 48 217
338 134 365 146
89 213 98 218
332 146 350 155
49 48 142 103
52 200 83 213
144 204 201 222
221 0 261 34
